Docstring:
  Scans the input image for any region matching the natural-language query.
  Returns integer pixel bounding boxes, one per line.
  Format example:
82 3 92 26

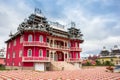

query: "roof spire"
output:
34 8 42 14
71 21 76 28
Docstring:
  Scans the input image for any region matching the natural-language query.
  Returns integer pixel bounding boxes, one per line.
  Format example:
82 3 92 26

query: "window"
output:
19 50 22 57
47 50 49 57
68 42 71 48
8 53 10 59
39 35 43 42
69 53 72 58
75 42 77 47
14 39 16 46
19 62 21 66
13 62 14 66
28 35 33 42
27 49 32 57
8 43 10 48
76 52 79 58
51 52 53 58
39 49 43 57
20 36 23 43
13 52 15 58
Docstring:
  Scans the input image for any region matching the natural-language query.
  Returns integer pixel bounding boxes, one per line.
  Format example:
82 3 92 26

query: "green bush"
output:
83 61 92 66
95 60 101 66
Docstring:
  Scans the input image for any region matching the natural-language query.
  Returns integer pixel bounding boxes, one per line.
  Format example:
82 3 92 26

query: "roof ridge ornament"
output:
71 21 76 28
34 8 42 14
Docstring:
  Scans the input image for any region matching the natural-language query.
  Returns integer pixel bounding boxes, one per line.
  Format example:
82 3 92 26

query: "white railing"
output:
22 57 50 62
70 47 82 51
23 41 48 47
66 58 81 62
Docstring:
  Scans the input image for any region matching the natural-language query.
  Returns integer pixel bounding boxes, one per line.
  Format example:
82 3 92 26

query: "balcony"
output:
52 46 69 51
70 47 82 51
22 57 50 62
66 58 81 62
23 41 48 47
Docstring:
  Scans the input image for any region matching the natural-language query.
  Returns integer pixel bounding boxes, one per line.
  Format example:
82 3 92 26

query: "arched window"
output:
20 36 23 43
19 62 21 66
27 49 32 57
13 52 15 58
51 52 53 58
14 40 16 46
39 35 43 42
8 53 10 59
76 52 79 58
39 49 43 57
19 50 22 57
28 35 33 42
69 53 72 58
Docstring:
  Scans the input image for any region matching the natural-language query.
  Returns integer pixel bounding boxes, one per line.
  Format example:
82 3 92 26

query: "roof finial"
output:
34 8 42 14
9 31 13 37
114 45 118 48
71 21 76 28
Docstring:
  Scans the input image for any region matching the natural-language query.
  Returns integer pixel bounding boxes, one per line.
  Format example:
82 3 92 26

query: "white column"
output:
64 41 65 48
64 52 65 61
53 52 54 61
53 39 54 48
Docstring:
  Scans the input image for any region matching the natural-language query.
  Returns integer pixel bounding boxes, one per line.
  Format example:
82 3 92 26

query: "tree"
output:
95 60 101 66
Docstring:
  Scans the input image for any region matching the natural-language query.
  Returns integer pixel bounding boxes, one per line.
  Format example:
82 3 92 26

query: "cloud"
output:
0 0 32 48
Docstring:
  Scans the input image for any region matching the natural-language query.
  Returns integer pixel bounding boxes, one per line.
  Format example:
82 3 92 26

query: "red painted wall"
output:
70 40 81 58
6 35 23 66
6 31 82 67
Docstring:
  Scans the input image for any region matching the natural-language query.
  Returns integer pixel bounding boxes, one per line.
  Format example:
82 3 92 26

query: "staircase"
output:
51 61 80 71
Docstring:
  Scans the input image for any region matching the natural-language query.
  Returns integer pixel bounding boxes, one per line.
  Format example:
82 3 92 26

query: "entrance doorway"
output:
55 51 64 61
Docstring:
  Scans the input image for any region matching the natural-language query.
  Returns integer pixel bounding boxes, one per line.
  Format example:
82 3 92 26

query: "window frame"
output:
27 49 32 57
14 39 16 46
13 52 15 58
39 35 43 42
28 34 33 42
20 36 23 43
19 50 22 57
39 49 43 57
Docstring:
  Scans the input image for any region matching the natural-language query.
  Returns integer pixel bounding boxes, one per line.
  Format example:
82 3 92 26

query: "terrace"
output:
0 67 120 79
22 57 50 62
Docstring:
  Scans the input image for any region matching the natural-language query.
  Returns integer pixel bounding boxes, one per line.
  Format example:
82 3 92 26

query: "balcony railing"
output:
70 47 82 51
66 58 81 62
23 41 48 47
22 57 50 62
51 46 70 51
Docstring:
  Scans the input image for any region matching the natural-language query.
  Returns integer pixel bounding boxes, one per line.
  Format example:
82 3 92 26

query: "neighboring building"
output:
5 9 84 71
98 46 120 65
0 48 6 65
88 55 100 61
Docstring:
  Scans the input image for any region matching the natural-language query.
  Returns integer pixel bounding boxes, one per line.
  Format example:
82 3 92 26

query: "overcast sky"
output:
0 0 120 57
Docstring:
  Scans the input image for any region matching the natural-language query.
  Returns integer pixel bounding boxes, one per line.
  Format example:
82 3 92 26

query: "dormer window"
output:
28 35 33 42
39 35 43 42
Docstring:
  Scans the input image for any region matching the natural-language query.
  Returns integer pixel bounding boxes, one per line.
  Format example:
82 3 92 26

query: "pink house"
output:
0 48 6 65
5 9 84 71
